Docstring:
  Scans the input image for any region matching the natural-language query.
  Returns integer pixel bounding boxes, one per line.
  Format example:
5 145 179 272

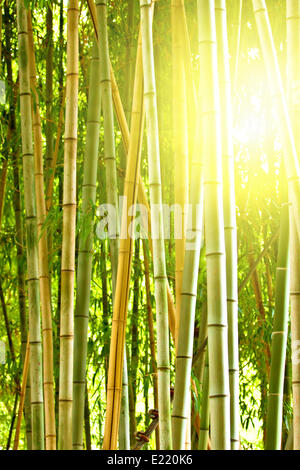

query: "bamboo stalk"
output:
287 0 300 450
171 0 189 346
140 0 172 449
13 337 30 450
6 395 18 450
97 0 119 293
129 239 140 446
45 4 53 188
119 348 130 450
16 0 44 450
0 0 2 67
198 0 230 450
171 82 204 451
265 173 290 450
0 157 8 227
119 0 136 187
252 0 300 243
45 88 65 213
4 4 31 443
27 13 56 450
143 239 159 448
58 0 79 450
72 40 101 450
198 350 209 450
215 0 239 449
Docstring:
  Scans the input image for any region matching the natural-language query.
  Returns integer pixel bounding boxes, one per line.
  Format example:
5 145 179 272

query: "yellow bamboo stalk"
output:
0 156 8 227
16 0 44 449
27 13 56 450
13 336 30 451
86 0 176 340
102 25 145 451
171 0 189 347
58 0 79 450
287 0 300 450
45 88 66 213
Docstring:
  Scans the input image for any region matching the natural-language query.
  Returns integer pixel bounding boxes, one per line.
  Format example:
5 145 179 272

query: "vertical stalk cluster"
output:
96 0 119 293
171 0 189 345
45 4 54 186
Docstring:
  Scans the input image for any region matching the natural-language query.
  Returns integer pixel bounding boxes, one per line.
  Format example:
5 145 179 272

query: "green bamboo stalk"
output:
265 173 290 450
252 0 300 243
171 0 189 345
84 384 92 450
215 0 239 449
58 0 79 450
143 239 159 448
4 3 31 445
285 425 294 450
171 93 204 451
283 355 292 445
27 13 56 450
119 348 130 450
45 4 53 187
119 4 136 444
118 3 136 449
96 0 119 293
198 0 230 450
140 0 172 450
198 350 209 450
72 40 101 450
16 0 44 450
119 0 136 184
129 239 140 447
287 0 300 450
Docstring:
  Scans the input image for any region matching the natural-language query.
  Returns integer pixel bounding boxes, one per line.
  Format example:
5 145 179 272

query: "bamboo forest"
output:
2 0 300 453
